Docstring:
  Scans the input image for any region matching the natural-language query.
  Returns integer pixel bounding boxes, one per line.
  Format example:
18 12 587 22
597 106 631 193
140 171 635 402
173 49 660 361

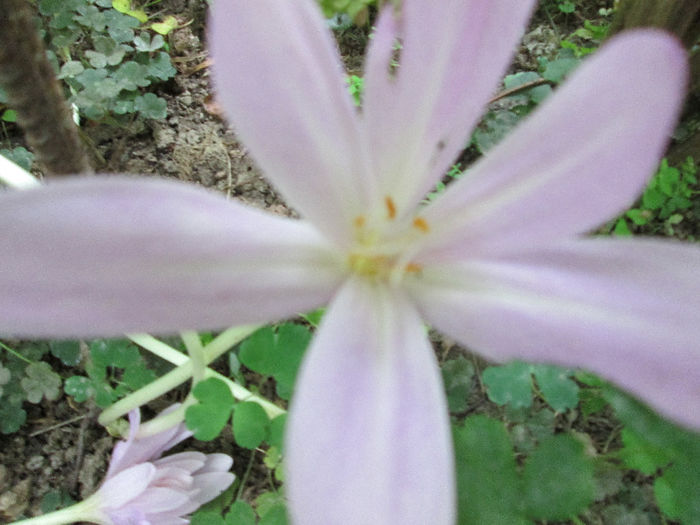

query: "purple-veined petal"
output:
363 0 535 217
418 30 687 262
0 177 345 338
408 238 700 429
286 277 454 525
209 0 372 246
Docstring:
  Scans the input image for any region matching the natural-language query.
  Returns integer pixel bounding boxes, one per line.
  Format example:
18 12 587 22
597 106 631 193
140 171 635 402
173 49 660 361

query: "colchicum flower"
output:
1 0 698 523
13 407 234 525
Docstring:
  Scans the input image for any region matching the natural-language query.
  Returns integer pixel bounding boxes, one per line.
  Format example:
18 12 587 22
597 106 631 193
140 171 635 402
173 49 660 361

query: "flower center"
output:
347 195 429 283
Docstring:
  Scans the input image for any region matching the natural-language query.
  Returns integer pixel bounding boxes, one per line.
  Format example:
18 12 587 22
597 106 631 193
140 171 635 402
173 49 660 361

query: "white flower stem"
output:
99 325 283 430
181 331 205 383
10 497 104 525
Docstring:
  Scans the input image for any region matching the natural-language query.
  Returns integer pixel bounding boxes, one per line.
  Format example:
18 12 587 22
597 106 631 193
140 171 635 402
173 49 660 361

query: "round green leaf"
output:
441 356 475 412
522 434 594 520
233 401 270 449
482 361 533 409
186 377 235 441
225 501 256 525
531 364 580 412
453 416 525 524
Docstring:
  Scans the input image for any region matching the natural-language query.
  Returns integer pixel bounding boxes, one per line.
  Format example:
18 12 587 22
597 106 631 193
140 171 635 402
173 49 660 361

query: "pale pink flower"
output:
0 1 697 523
91 407 234 525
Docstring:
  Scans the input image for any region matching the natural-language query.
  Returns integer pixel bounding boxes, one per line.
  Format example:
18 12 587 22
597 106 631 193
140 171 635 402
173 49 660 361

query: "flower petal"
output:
286 277 454 525
419 30 687 261
99 463 156 509
209 0 371 245
363 0 535 215
195 452 234 474
108 406 192 478
0 177 344 338
409 238 700 429
190 472 236 505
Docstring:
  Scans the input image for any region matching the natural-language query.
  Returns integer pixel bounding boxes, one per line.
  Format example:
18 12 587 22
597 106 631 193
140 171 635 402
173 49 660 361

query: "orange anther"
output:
354 215 366 229
405 262 423 273
385 196 396 219
412 216 429 233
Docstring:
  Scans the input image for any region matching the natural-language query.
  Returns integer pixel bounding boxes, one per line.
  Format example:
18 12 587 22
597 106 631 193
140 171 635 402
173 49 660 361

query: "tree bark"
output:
607 0 700 165
0 0 92 175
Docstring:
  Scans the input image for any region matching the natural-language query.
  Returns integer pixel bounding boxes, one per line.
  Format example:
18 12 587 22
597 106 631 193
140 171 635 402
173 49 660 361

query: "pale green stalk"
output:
181 330 205 383
10 496 104 525
99 326 283 432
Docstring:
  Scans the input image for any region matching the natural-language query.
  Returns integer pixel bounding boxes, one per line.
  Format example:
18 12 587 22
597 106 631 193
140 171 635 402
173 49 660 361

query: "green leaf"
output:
472 110 520 154
64 375 94 402
531 364 579 412
239 326 276 375
482 361 533 409
1 109 16 122
503 71 551 104
579 388 607 417
542 57 579 83
239 323 312 400
151 16 179 36
121 363 157 390
441 356 474 412
557 1 575 13
57 60 85 79
113 61 151 90
50 340 81 366
40 490 74 513
145 52 177 81
522 434 594 520
0 364 10 396
625 208 650 226
21 362 62 403
273 323 311 400
0 403 26 434
642 187 666 210
268 414 286 450
190 511 225 525
225 501 257 525
0 147 35 171
186 377 235 441
301 308 326 328
134 93 167 119
613 217 631 236
91 339 140 368
605 387 700 523
258 504 289 525
453 416 525 524
76 5 107 31
233 401 270 449
618 427 672 475
655 461 700 524
134 32 165 52
105 10 139 43
255 492 287 517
